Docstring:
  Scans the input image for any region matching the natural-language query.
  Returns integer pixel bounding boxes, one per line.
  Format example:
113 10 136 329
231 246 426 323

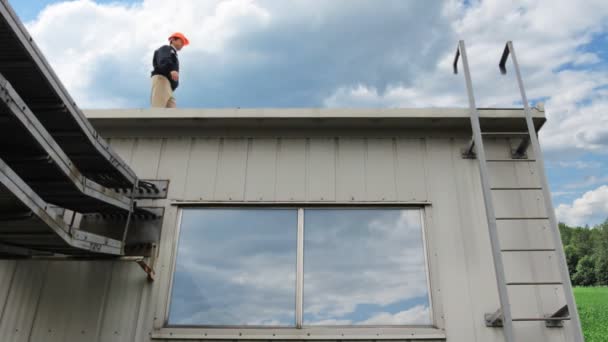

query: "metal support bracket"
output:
544 305 569 328
115 180 169 199
134 243 157 282
462 139 476 159
485 309 504 327
79 207 164 250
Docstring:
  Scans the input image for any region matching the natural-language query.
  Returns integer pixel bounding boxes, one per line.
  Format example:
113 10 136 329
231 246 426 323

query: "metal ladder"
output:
452 40 584 342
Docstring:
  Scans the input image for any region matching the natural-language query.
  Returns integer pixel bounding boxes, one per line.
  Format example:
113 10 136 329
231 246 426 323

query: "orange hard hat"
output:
169 32 189 46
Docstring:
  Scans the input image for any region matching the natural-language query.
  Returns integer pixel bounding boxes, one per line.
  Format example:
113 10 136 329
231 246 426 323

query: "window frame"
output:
156 204 444 340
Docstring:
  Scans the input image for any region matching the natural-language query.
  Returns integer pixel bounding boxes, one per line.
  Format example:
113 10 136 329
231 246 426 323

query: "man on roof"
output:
150 32 189 108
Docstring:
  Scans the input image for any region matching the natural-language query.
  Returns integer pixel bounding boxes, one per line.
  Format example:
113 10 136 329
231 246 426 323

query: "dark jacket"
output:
151 45 179 90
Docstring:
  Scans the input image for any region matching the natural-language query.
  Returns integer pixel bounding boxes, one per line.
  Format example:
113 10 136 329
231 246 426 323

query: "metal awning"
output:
0 73 132 213
0 1 163 259
0 1 137 189
0 157 123 256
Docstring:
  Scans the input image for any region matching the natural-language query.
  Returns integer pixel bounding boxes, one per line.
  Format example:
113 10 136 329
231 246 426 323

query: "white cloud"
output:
25 0 271 108
324 0 608 154
361 305 431 325
555 185 608 226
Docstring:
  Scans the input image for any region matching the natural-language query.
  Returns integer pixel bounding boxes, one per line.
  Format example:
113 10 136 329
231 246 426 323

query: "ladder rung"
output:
512 317 571 322
501 248 555 252
507 281 563 286
491 187 543 191
482 132 529 137
496 217 549 220
486 159 536 162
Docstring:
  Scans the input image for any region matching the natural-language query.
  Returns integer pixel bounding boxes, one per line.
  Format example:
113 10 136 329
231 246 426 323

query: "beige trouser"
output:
150 75 176 108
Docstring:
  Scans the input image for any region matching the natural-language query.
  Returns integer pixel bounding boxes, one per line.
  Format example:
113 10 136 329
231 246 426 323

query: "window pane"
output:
169 208 297 326
303 209 431 325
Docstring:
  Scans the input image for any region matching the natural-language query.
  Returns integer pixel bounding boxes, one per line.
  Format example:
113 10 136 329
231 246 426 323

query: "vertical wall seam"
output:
26 261 50 342
421 138 431 201
181 137 195 198
392 137 400 200
129 271 147 342
304 138 310 201
242 138 252 200
449 138 481 342
212 138 224 199
95 263 115 342
0 261 18 328
154 138 167 179
274 138 281 200
363 138 368 200
333 137 339 200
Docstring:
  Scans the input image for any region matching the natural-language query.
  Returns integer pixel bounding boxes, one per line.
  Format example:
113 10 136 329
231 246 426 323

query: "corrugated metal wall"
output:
0 134 573 342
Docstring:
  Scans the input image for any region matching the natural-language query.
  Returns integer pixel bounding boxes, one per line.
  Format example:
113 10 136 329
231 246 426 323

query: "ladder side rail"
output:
454 40 515 342
500 41 584 342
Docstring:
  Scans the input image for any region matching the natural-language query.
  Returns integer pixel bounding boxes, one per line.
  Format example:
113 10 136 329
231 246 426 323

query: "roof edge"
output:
84 107 545 120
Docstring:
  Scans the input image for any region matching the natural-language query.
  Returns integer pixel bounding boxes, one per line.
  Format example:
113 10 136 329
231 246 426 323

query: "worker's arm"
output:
154 46 178 78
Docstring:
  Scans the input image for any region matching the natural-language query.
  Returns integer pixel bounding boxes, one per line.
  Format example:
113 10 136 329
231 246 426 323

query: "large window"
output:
168 209 298 326
168 208 431 327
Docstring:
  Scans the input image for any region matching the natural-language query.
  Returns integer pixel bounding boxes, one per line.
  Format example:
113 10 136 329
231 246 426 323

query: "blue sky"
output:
8 0 608 227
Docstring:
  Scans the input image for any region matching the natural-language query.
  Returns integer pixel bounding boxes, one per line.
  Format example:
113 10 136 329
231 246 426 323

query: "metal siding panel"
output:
395 138 427 201
484 138 512 159
0 261 48 342
131 138 164 179
449 138 502 342
493 189 547 218
508 284 568 335
503 251 561 284
276 138 306 201
108 138 136 164
365 138 397 201
99 262 147 342
484 138 537 160
214 138 248 201
0 261 16 316
132 273 157 342
307 138 336 201
424 138 478 341
29 262 84 342
183 138 220 200
157 138 193 199
512 321 567 342
63 261 113 342
336 138 366 201
244 138 278 201
488 160 540 188
497 219 554 250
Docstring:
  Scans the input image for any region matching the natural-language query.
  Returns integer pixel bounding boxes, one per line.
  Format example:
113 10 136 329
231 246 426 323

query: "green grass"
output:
573 287 608 342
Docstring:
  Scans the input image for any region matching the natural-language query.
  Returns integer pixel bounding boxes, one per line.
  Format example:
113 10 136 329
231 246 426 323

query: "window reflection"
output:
168 208 298 326
303 209 431 325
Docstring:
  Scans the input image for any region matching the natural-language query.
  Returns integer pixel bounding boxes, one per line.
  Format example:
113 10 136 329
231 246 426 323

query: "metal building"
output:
0 106 582 342
0 1 584 341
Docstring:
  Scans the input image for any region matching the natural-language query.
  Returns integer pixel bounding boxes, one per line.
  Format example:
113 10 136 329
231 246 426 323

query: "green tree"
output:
573 255 597 286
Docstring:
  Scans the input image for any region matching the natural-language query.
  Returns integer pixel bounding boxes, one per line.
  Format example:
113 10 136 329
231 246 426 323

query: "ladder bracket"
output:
462 139 476 159
485 309 503 327
133 243 158 282
544 305 569 328
510 136 531 159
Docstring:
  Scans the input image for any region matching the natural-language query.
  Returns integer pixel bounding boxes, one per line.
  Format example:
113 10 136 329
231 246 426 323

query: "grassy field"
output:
573 287 608 342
